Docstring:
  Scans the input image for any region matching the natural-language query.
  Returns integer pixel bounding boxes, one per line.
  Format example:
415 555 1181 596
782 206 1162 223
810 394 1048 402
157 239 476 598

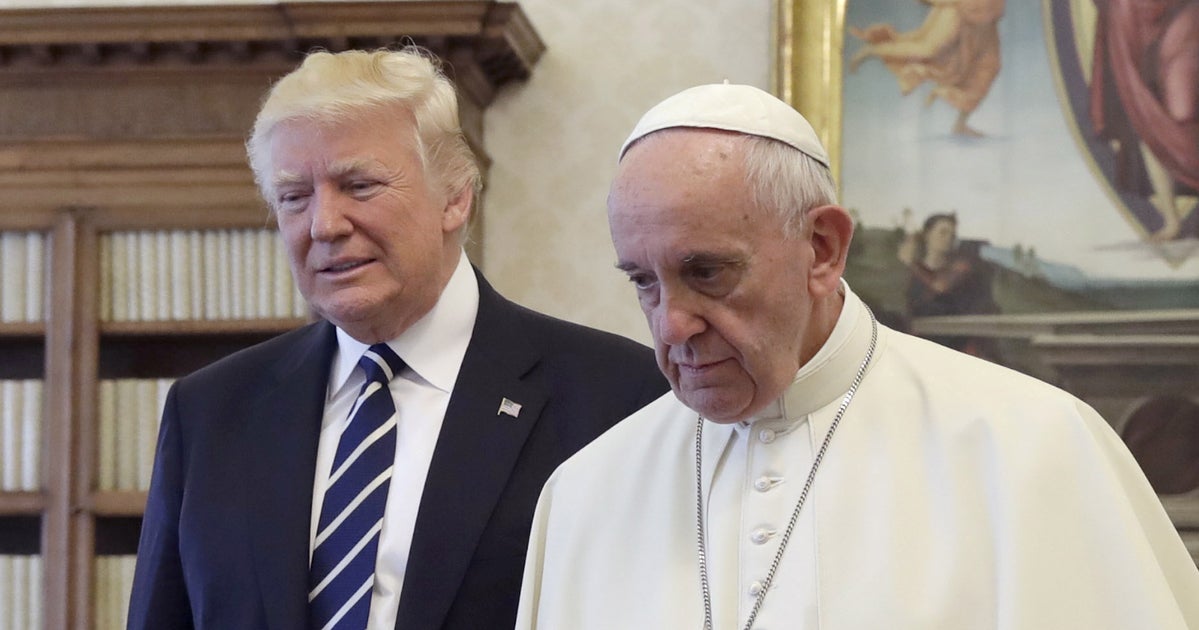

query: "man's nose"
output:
309 188 353 241
654 287 706 346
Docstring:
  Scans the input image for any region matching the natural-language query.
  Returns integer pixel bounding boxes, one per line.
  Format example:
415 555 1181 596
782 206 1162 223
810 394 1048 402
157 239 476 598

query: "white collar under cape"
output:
740 281 877 428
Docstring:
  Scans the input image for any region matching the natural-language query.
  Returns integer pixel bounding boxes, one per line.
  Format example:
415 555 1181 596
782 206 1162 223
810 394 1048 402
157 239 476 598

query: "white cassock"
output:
516 286 1199 629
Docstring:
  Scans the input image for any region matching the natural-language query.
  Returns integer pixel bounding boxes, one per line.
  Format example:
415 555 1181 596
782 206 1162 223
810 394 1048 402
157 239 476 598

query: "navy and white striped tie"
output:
308 343 404 630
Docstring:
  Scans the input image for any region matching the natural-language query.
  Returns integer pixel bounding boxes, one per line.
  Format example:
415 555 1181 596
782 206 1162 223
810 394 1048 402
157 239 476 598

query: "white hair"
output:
742 135 838 237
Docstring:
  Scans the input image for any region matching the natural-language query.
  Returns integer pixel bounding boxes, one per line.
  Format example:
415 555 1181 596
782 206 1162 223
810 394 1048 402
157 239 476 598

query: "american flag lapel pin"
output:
498 397 522 418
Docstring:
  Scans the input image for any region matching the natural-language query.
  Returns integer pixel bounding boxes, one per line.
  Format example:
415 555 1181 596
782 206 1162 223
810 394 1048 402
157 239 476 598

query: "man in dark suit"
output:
127 47 667 630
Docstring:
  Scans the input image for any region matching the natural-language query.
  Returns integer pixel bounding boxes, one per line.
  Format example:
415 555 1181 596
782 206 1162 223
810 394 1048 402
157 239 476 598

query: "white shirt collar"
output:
329 250 479 395
743 280 875 426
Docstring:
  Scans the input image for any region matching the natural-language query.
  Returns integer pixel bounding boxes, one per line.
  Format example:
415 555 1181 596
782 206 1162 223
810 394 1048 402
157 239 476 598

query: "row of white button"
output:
750 527 778 545
753 475 783 492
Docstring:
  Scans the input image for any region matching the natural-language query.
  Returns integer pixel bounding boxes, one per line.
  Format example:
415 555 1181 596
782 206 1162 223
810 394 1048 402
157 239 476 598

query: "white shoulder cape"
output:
516 301 1199 629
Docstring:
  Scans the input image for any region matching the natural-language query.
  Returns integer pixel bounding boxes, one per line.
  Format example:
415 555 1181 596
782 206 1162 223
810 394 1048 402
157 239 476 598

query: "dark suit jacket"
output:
127 271 668 630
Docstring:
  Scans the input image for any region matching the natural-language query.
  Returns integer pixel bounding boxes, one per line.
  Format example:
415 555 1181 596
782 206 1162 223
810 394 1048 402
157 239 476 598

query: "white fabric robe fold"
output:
516 288 1199 629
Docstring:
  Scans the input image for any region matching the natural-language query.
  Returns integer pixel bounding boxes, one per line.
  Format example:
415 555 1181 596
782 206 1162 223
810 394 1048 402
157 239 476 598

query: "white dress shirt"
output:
309 251 478 630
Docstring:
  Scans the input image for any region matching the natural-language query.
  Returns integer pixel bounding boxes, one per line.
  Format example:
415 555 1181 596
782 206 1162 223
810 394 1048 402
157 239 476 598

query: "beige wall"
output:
2 0 773 345
484 1 772 345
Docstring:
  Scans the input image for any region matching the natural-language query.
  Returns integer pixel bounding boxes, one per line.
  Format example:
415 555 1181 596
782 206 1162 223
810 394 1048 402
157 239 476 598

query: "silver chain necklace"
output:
695 306 877 630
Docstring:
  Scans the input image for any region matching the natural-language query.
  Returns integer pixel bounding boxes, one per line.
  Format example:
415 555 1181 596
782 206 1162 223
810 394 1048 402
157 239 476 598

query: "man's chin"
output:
677 388 751 424
316 301 385 336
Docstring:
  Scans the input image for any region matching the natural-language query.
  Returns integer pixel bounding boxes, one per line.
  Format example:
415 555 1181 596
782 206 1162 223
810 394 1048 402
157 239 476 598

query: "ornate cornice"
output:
0 0 544 105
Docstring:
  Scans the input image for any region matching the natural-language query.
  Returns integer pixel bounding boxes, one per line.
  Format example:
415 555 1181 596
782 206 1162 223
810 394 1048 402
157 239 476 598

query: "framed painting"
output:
776 0 1199 558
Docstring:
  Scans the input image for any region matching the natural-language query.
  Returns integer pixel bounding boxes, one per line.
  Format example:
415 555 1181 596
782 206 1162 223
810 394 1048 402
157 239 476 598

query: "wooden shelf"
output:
83 492 147 518
100 317 308 336
0 491 46 516
0 321 46 337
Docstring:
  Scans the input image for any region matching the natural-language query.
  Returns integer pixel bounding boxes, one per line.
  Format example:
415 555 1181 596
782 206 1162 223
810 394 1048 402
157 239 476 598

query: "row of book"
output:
98 228 308 322
0 555 43 630
97 379 173 492
94 555 136 630
0 231 47 324
1 377 175 493
0 380 42 492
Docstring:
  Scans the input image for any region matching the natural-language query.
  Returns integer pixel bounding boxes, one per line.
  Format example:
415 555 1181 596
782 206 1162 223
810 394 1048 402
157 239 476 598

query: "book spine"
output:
230 230 245 319
272 235 292 318
1 231 27 323
25 232 44 322
97 380 117 492
110 233 128 322
1 381 23 491
188 230 204 321
99 233 113 322
114 380 137 491
0 555 11 630
21 380 41 490
169 230 189 320
242 229 258 319
94 556 111 630
123 231 140 322
136 380 157 491
27 555 41 630
256 230 273 319
119 555 136 629
216 230 231 319
10 555 27 630
202 231 219 319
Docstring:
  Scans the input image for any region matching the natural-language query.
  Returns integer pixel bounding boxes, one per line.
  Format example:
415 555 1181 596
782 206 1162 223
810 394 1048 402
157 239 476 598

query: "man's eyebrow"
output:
272 170 304 189
615 261 640 272
681 252 745 266
327 158 379 178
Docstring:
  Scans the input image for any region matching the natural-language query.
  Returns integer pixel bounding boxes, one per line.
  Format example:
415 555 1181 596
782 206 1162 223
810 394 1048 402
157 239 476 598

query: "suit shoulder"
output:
175 322 331 393
508 302 655 362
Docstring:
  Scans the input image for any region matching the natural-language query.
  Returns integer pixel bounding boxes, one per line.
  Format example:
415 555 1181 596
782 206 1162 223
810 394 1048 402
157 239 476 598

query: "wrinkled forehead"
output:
611 129 754 217
613 127 749 188
607 130 775 242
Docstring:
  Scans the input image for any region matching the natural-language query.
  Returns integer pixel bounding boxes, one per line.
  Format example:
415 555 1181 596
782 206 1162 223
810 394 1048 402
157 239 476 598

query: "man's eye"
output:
347 181 381 195
687 264 739 297
276 191 309 211
628 274 656 290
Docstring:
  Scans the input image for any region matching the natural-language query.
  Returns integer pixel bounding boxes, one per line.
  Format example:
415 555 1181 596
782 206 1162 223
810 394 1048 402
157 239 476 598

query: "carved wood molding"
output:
0 1 541 233
0 137 261 226
0 1 544 107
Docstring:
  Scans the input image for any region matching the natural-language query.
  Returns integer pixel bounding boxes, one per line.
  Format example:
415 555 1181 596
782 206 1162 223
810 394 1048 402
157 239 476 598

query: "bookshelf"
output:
0 2 544 628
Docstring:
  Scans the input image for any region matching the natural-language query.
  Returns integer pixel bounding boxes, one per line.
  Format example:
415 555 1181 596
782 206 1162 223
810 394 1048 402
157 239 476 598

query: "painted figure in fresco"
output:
848 0 1006 137
1090 0 1199 241
898 212 999 357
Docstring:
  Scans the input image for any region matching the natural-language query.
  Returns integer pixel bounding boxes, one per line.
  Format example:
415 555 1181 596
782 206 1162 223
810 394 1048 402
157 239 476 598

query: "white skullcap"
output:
618 83 829 167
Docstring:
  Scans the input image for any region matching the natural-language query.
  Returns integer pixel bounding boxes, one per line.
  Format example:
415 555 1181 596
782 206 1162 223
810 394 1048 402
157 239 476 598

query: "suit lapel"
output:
396 274 547 630
240 322 337 630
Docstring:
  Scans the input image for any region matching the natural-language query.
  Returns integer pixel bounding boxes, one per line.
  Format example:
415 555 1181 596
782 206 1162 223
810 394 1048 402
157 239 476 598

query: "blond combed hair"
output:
247 47 481 214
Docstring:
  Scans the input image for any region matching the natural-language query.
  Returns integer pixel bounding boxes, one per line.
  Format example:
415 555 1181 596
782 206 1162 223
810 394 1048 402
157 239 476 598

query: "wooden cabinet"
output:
0 3 543 628
1 213 310 630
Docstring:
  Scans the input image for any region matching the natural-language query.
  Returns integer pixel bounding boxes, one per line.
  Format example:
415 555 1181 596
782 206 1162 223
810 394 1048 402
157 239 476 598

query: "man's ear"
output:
442 186 473 234
805 204 855 298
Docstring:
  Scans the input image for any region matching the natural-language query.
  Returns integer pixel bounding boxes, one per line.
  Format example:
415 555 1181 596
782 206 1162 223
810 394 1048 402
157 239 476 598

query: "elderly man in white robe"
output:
515 83 1199 630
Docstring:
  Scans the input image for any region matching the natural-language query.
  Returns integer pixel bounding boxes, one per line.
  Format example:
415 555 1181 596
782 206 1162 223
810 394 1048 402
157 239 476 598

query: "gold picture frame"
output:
774 0 847 186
